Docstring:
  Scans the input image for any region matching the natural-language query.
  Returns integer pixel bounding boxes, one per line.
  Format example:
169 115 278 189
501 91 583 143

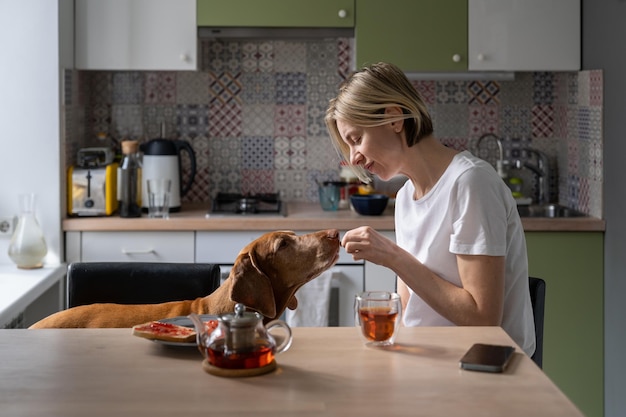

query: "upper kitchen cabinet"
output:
355 0 467 72
355 0 580 72
75 0 197 71
468 0 580 71
197 0 354 28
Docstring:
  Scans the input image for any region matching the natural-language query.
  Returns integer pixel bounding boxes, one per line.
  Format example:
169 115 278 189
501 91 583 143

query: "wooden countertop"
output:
63 202 605 232
1 326 584 417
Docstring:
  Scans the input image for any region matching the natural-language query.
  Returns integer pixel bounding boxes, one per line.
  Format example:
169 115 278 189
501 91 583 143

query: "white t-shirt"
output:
395 151 536 356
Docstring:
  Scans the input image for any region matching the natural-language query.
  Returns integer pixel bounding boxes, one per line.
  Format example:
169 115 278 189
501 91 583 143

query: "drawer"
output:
81 231 195 262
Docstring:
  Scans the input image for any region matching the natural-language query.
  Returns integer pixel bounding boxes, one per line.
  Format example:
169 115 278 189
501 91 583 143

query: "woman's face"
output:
336 118 404 181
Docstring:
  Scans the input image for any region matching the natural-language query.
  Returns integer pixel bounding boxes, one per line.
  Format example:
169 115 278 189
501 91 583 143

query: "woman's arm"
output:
342 226 505 326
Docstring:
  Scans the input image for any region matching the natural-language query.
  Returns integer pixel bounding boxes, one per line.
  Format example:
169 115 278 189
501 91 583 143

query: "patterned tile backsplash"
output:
64 38 603 217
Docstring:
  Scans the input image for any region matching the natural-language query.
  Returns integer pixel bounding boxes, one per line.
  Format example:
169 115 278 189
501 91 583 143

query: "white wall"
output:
0 0 69 265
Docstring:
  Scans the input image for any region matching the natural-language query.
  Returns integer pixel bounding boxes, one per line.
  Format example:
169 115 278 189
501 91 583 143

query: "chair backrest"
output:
529 276 546 368
67 262 222 308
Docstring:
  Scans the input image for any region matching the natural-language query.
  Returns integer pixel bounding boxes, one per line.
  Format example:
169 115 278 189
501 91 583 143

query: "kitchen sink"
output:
517 204 587 218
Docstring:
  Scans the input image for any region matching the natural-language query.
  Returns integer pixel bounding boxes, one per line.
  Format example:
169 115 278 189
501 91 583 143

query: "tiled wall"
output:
65 38 603 217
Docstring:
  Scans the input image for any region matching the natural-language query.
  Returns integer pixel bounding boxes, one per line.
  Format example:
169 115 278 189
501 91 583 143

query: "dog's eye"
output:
275 238 288 251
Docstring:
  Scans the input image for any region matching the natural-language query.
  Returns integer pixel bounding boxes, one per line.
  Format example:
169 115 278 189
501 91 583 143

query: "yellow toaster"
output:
68 163 119 216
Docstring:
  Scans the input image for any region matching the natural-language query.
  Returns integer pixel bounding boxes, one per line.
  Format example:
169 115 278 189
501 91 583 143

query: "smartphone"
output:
459 343 516 373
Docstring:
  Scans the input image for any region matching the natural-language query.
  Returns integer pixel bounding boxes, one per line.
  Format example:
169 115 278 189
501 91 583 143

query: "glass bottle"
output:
8 193 48 269
119 140 142 218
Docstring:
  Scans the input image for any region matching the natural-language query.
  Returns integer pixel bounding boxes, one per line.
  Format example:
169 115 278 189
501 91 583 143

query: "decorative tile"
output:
275 169 308 201
241 169 274 194
531 105 554 138
176 104 209 138
437 81 469 104
111 104 143 138
307 68 341 105
241 136 273 169
500 105 531 138
208 168 242 195
468 105 499 137
412 81 436 105
241 41 274 73
275 72 307 105
533 72 555 105
209 102 242 138
306 136 341 170
88 71 113 105
432 104 468 138
274 105 306 137
240 72 275 104
274 136 306 170
176 71 210 104
209 71 242 105
468 81 500 105
337 38 352 80
307 40 337 73
242 104 274 136
86 103 112 138
112 72 143 104
306 103 327 137
274 41 307 72
440 137 469 151
498 73 532 106
202 40 242 73
589 70 603 107
142 105 177 139
208 136 241 172
144 72 176 104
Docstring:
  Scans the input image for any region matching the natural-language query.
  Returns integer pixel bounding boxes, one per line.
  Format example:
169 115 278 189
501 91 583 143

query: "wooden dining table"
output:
0 326 583 417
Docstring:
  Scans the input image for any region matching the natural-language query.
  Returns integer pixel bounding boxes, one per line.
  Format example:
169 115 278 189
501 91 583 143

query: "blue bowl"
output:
350 194 389 216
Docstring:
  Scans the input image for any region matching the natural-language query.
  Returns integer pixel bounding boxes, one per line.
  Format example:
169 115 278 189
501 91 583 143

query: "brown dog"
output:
29 229 340 328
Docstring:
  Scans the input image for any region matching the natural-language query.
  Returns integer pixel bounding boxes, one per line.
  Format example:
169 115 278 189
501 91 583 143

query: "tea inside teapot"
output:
188 303 292 370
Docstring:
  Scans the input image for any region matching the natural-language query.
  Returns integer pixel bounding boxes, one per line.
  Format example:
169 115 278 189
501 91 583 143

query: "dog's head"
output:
229 229 340 321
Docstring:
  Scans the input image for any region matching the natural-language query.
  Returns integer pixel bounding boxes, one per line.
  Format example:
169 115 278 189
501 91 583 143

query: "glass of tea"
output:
355 291 402 346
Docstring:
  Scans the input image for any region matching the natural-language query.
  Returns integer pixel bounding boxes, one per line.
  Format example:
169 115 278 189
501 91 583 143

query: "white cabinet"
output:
69 231 195 262
468 0 580 71
75 0 197 70
330 265 363 327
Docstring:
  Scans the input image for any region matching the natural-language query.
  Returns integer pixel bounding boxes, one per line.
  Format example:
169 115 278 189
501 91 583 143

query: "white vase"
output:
8 193 48 269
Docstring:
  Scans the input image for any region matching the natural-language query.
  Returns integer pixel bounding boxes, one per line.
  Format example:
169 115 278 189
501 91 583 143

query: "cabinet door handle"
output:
452 54 462 63
338 9 347 19
121 248 155 255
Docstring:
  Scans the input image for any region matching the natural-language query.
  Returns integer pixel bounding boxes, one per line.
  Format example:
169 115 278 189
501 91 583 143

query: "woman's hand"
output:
341 226 397 266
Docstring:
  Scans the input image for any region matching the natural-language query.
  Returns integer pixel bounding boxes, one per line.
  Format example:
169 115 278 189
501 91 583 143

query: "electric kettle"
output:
140 138 196 212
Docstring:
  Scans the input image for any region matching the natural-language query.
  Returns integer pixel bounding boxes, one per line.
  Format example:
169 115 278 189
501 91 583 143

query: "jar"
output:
339 165 360 209
119 140 142 218
8 193 48 269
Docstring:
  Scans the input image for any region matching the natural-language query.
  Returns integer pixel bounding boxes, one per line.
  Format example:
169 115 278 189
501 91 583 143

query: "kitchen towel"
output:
285 270 333 327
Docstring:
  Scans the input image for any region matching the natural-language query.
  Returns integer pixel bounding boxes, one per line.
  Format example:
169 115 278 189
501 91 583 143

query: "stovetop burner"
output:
207 193 287 217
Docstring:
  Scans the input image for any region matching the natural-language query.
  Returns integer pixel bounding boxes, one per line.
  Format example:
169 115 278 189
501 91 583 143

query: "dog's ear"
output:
229 251 277 318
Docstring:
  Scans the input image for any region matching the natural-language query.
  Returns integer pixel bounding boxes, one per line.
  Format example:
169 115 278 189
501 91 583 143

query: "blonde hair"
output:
325 62 433 181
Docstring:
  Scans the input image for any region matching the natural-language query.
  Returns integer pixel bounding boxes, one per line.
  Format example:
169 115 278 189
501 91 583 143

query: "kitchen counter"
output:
63 202 605 232
0 264 66 327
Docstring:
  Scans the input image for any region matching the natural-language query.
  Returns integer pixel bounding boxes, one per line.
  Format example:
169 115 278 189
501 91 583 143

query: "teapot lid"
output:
219 303 261 328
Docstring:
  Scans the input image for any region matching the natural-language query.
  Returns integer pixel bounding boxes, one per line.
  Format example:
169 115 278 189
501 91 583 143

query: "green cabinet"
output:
355 0 467 71
197 0 355 28
525 232 603 417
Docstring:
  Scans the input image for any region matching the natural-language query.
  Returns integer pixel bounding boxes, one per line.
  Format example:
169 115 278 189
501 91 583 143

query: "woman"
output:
325 62 535 356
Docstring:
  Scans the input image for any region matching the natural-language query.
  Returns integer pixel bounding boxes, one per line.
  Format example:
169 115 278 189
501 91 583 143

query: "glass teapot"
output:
188 304 292 370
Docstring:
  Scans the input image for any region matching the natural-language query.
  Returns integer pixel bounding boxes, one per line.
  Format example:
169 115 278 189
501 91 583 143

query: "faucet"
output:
515 148 550 205
474 133 506 179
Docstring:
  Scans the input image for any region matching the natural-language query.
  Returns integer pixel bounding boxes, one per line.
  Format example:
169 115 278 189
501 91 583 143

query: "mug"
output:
355 291 402 346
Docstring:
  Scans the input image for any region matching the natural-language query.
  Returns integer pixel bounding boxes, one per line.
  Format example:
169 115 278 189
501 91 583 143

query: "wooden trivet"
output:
202 359 277 377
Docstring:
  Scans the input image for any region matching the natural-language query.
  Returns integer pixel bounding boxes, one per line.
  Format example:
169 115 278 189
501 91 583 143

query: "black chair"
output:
66 262 221 308
529 276 546 368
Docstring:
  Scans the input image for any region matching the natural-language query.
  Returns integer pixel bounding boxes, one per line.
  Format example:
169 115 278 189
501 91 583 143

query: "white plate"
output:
146 314 218 347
